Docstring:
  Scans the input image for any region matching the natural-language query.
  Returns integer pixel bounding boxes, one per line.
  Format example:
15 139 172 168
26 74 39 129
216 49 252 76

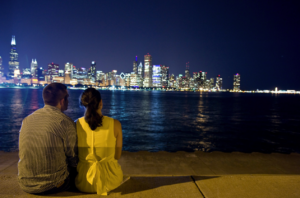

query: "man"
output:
18 83 78 194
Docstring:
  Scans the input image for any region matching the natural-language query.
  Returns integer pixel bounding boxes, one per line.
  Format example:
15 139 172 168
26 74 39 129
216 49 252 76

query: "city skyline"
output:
0 36 227 91
0 0 299 90
1 35 227 90
1 35 225 79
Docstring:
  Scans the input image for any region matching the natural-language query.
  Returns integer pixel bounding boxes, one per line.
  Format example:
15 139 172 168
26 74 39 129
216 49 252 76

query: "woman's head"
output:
80 88 103 130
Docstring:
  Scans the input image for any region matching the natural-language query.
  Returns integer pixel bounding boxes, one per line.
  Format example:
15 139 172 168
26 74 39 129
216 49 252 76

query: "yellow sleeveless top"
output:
75 116 123 195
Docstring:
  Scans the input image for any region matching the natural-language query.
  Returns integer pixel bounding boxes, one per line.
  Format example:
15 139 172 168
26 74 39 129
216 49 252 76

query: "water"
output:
0 88 299 153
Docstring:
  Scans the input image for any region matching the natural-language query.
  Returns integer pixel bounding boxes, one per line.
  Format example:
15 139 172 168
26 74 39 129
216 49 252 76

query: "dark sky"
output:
0 0 299 90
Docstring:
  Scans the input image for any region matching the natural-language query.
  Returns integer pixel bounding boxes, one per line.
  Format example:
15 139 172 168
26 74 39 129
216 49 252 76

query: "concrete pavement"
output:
0 151 299 197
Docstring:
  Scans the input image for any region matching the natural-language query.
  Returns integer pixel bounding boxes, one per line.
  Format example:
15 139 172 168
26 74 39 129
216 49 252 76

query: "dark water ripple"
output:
0 88 300 153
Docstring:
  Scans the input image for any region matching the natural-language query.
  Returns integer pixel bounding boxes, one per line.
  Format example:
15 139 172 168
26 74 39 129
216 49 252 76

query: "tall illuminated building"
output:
124 72 131 87
233 73 241 91
58 70 64 77
193 72 198 79
88 61 96 81
96 71 104 81
77 67 87 79
8 35 19 79
0 56 3 76
111 70 117 84
138 62 143 76
152 65 162 87
37 67 45 81
64 62 73 74
48 63 59 80
210 78 214 89
133 56 138 74
130 72 139 87
30 59 38 77
143 53 152 87
185 62 190 78
14 69 21 84
161 65 169 87
64 73 71 84
200 71 206 81
72 65 77 79
137 62 143 86
22 68 31 79
216 75 222 90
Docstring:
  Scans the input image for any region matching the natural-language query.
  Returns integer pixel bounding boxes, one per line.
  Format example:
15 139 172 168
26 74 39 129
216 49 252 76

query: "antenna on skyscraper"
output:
136 56 137 62
186 62 190 70
11 35 16 45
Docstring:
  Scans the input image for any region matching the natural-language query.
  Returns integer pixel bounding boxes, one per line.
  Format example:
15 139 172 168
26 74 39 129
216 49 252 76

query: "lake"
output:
0 88 299 153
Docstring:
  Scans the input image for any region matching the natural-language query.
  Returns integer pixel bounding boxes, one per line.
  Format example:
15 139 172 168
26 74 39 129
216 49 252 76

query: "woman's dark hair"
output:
80 88 103 130
43 83 67 106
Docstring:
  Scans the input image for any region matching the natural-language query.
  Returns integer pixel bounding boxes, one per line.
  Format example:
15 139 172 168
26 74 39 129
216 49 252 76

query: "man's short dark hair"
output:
42 83 68 106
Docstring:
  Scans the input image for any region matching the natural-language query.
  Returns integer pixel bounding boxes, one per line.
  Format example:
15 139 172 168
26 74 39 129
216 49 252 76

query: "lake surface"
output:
0 88 299 153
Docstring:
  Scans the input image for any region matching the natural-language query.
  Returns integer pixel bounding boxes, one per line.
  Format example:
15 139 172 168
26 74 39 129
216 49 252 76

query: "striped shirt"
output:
18 105 78 194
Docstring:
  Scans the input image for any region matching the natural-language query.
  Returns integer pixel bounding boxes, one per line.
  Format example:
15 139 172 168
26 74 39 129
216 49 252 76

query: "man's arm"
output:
63 120 78 167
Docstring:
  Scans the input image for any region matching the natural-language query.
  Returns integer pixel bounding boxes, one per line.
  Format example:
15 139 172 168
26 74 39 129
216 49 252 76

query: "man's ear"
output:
59 98 65 107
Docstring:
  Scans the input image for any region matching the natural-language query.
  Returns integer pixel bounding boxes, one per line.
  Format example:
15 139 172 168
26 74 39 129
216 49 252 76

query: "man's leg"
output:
33 176 70 195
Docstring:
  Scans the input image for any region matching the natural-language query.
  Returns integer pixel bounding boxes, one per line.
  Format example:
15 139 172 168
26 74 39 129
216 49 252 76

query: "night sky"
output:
0 0 299 90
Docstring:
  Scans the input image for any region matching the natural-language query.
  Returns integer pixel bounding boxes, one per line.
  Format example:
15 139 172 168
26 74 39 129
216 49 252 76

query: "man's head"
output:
42 83 69 111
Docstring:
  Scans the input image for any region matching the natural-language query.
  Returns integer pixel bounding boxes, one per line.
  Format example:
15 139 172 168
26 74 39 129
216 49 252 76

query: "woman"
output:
75 88 127 195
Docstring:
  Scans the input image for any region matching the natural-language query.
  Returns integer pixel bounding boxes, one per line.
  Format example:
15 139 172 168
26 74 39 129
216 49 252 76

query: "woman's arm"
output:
114 119 123 160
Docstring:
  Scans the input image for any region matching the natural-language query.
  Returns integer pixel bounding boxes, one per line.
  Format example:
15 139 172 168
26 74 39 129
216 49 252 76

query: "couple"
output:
18 83 127 195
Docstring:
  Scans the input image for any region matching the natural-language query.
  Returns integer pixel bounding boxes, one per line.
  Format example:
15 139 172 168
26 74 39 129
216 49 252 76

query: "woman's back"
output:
75 116 123 195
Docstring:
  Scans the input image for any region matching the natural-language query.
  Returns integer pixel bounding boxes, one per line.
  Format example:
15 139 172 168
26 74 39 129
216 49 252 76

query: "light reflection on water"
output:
0 88 300 153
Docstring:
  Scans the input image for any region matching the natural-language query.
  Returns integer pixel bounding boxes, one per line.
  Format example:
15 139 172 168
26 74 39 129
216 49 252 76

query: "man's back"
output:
18 105 77 194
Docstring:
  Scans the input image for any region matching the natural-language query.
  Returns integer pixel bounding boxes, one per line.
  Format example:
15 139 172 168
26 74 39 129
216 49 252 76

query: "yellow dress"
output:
75 116 123 195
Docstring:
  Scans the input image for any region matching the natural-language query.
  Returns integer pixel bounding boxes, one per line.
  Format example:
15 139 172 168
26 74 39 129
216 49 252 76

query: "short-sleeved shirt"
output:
18 105 78 194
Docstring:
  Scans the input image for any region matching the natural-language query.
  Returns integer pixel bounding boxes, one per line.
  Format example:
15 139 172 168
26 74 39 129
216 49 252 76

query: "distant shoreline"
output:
0 84 299 94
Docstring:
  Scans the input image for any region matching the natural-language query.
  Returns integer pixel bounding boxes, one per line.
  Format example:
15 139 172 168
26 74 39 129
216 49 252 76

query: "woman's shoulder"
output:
75 117 85 123
103 115 114 122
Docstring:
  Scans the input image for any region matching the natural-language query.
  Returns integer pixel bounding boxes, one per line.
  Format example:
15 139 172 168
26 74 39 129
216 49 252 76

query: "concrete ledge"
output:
1 151 300 197
194 175 300 198
0 176 203 198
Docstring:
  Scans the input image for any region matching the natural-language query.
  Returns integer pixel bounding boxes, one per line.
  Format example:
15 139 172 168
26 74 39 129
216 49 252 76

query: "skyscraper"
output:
48 63 59 80
112 70 117 84
152 65 162 87
138 62 143 77
58 70 64 77
64 62 73 74
89 61 96 81
96 71 105 81
0 56 3 76
133 56 138 74
216 75 222 90
161 65 169 87
143 53 152 87
137 62 143 86
233 73 241 91
72 66 77 79
8 35 19 79
37 67 45 81
130 72 139 87
77 67 88 84
185 62 190 78
200 71 206 82
210 78 214 89
30 59 38 77
22 68 31 79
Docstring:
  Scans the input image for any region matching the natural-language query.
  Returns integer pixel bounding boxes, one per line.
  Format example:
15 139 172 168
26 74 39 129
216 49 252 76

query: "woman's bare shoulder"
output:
113 119 121 128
